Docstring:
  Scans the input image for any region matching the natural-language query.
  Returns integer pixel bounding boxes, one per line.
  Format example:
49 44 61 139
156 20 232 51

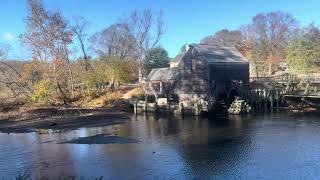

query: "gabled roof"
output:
191 44 249 64
171 43 249 65
170 52 186 63
146 67 178 81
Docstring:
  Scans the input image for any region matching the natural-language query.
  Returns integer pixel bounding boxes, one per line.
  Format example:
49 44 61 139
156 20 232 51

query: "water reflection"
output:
1 113 320 178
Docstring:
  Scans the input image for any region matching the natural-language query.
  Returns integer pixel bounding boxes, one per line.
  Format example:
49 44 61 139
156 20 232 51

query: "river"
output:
1 113 320 179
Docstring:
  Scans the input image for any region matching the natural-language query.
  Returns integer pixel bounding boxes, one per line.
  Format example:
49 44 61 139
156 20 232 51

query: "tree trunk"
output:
53 63 68 104
66 60 75 99
268 64 272 76
64 46 75 99
80 40 90 71
255 65 259 78
0 69 17 98
138 58 143 82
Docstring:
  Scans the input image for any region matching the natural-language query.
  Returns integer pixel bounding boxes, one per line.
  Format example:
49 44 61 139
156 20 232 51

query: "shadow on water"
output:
58 133 139 144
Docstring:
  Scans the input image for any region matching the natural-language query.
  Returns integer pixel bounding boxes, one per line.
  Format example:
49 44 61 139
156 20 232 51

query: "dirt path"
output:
0 107 130 133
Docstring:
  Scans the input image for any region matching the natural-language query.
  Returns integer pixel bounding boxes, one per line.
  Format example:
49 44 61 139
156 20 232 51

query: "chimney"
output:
185 44 190 52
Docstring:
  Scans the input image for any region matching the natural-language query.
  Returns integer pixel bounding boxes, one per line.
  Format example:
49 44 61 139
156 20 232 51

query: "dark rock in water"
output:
50 123 58 127
58 134 139 144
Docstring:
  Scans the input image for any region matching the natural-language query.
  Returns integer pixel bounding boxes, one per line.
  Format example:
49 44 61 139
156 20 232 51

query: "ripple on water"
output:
1 114 320 178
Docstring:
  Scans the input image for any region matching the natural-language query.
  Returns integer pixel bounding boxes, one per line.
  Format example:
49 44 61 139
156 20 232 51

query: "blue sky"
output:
1 0 320 59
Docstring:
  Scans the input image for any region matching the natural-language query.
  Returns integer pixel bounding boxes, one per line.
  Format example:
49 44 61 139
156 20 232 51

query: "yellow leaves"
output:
104 58 135 83
27 79 52 103
105 90 123 101
266 54 282 65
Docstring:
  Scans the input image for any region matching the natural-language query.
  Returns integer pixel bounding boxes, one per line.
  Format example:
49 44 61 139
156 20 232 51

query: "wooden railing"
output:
250 73 320 84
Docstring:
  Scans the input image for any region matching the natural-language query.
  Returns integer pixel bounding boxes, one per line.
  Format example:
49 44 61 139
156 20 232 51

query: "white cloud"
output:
3 32 14 41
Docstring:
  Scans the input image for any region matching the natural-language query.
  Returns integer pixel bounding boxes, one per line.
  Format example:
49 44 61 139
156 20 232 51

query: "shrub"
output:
27 80 52 103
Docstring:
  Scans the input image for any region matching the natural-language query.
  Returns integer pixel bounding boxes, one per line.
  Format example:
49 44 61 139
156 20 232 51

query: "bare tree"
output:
0 46 16 97
0 45 27 98
90 22 136 60
20 0 75 101
90 9 165 82
251 11 298 74
0 45 8 61
128 9 165 82
72 16 91 71
201 29 244 47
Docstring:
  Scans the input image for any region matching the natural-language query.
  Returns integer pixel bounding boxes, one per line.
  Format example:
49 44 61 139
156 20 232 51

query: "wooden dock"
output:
250 73 320 109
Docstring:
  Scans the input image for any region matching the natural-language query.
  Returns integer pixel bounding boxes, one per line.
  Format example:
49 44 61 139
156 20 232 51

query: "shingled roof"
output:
170 52 186 63
146 67 178 81
171 43 249 65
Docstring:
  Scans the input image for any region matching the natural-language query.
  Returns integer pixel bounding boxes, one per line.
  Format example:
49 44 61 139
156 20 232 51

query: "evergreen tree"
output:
144 47 169 74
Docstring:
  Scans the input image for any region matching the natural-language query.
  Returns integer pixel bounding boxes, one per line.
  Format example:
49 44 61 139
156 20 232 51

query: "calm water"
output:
1 113 320 179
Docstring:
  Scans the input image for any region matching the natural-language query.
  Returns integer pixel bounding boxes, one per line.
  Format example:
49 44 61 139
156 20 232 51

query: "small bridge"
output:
251 73 320 85
250 73 320 109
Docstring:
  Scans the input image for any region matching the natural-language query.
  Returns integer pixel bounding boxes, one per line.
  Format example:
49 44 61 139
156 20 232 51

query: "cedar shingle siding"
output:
145 44 249 107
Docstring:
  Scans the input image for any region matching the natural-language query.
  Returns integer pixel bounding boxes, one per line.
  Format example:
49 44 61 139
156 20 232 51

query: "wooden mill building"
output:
144 43 249 113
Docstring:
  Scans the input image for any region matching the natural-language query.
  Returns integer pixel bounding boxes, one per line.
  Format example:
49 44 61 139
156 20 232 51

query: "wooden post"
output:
144 94 148 114
254 94 257 113
254 102 257 113
143 82 147 114
270 91 274 112
276 90 279 111
134 100 137 114
154 95 158 113
259 90 263 112
256 92 259 112
304 82 310 95
256 93 259 112
195 103 199 116
166 93 170 115
264 89 268 112
179 103 184 116
284 78 292 94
